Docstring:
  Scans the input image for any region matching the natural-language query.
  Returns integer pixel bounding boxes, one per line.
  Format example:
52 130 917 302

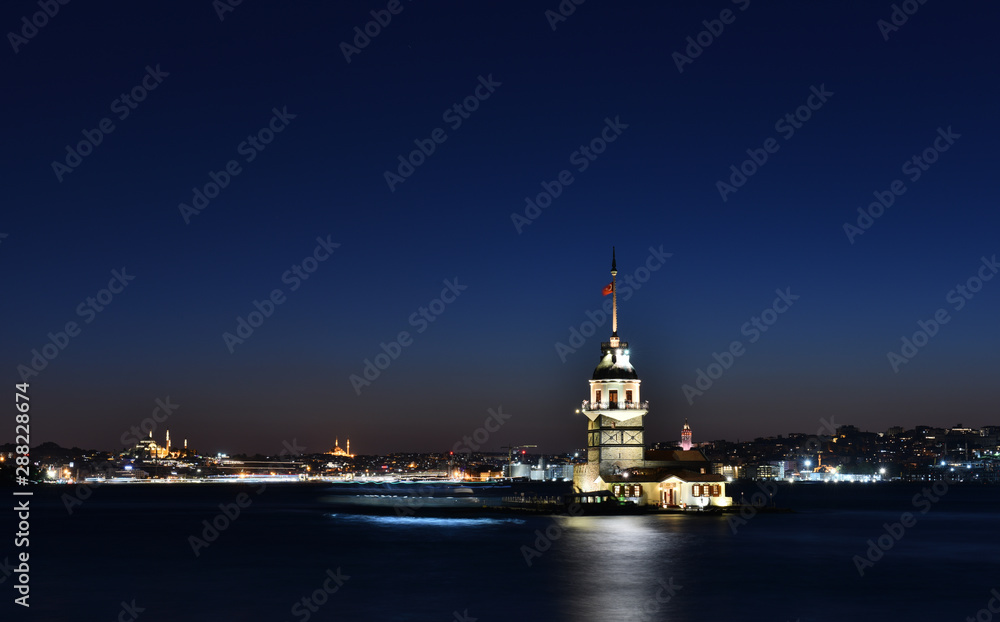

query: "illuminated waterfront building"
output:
572 249 732 508
574 248 648 484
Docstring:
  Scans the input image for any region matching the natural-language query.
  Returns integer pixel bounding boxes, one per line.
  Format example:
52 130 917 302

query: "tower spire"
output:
611 246 618 341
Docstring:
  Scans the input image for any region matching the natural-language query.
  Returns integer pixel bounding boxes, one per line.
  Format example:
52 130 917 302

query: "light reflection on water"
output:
327 513 525 527
553 515 688 622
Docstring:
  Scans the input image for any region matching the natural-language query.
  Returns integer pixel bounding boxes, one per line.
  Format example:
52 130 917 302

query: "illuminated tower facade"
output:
681 419 692 451
574 248 649 492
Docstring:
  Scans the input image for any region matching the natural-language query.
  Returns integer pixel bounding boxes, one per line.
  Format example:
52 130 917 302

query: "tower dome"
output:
592 348 639 380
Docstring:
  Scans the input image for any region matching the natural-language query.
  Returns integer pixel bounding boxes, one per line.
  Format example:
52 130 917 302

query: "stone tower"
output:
681 419 692 451
574 248 649 492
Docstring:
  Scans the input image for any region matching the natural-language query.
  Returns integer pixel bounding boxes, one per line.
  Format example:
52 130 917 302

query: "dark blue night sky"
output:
3 1 998 454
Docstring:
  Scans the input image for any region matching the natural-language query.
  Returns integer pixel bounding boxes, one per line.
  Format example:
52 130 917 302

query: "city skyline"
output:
8 409 997 458
3 2 998 455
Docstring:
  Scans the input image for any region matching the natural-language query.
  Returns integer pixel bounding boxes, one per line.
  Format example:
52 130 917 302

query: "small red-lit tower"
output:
681 419 692 451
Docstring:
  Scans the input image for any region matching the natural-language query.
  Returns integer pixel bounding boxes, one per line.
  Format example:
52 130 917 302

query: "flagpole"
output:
611 246 618 339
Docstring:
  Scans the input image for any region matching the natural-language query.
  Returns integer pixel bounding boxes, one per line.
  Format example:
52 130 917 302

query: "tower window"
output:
609 390 618 407
595 390 601 405
625 390 633 404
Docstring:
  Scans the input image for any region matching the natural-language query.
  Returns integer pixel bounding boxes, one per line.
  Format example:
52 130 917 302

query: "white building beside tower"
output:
572 249 732 508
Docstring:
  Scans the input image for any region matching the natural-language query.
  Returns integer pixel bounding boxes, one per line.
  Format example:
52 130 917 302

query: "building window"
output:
691 484 720 497
625 390 632 404
609 390 618 407
613 484 642 498
595 390 601 404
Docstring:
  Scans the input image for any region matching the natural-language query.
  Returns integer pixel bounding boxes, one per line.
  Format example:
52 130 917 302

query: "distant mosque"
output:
134 430 190 459
327 438 354 458
572 249 732 508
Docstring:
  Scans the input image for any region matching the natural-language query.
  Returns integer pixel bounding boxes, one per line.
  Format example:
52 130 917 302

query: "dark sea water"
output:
5 481 1000 622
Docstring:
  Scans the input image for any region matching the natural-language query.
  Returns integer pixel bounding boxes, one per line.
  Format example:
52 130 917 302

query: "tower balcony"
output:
580 400 648 421
582 400 647 411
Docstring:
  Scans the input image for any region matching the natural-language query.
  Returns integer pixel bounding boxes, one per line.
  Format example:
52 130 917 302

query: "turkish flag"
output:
602 282 614 296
